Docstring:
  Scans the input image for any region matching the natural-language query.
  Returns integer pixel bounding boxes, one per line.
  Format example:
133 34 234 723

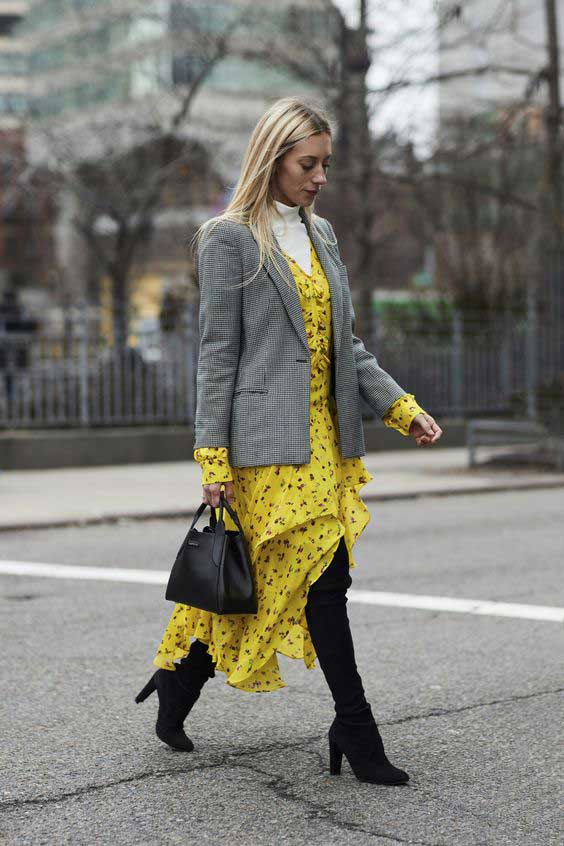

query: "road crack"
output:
236 760 439 846
382 686 563 726
0 735 318 810
2 687 560 812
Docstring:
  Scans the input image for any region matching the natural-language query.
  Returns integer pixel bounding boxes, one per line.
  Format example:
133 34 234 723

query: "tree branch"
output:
367 63 536 97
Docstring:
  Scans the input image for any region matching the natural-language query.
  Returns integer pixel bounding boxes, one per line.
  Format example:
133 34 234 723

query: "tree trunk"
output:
543 0 562 239
111 269 129 352
333 2 375 346
526 0 562 419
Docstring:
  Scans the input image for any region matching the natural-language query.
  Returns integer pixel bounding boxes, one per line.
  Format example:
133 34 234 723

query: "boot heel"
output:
135 674 157 703
329 739 342 775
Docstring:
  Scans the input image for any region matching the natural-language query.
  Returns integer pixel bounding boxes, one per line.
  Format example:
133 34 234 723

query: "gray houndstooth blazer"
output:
194 206 408 467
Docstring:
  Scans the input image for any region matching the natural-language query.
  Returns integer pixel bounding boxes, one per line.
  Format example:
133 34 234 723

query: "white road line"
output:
347 590 564 623
0 561 166 585
1 560 563 623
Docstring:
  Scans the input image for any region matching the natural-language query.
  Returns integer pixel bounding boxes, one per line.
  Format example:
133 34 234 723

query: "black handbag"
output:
165 491 258 615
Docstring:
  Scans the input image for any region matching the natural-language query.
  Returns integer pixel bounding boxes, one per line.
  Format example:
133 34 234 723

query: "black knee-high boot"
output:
305 537 409 785
135 638 216 752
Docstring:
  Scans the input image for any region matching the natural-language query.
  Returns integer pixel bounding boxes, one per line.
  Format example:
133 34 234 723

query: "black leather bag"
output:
165 491 258 615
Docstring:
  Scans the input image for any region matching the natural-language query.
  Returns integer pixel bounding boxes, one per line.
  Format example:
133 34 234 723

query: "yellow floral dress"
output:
153 240 426 693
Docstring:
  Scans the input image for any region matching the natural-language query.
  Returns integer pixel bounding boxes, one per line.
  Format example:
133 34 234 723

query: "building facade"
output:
11 0 337 335
0 0 27 127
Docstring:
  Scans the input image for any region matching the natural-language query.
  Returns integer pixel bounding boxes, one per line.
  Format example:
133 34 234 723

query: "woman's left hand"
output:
409 413 443 446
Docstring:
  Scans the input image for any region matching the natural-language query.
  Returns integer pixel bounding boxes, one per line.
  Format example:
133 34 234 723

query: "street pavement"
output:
0 476 562 845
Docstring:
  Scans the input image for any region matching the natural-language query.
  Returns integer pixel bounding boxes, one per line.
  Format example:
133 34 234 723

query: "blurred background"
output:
0 0 562 467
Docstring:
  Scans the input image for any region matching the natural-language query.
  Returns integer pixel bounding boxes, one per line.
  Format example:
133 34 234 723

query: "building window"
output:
0 14 20 36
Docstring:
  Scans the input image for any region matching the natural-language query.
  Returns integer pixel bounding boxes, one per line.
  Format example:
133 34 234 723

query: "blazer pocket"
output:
233 366 268 395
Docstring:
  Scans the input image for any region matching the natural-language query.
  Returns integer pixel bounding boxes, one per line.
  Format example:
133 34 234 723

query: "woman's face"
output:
271 132 332 207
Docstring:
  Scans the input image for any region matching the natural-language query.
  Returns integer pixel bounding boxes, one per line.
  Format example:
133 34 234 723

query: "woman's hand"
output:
202 480 236 508
409 413 443 446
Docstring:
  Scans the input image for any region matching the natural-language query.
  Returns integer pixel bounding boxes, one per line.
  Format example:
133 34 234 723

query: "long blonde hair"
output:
191 96 336 289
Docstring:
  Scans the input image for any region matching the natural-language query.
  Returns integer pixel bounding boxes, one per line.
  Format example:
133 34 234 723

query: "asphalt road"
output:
1 488 563 846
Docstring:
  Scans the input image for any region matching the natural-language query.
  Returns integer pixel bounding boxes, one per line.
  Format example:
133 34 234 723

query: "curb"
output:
1 477 563 533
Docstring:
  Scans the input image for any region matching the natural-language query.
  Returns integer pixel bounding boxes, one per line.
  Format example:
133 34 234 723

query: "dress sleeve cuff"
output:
193 447 234 484
382 393 427 437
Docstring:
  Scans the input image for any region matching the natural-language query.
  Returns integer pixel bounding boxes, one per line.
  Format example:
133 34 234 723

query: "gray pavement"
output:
1 487 563 845
1 446 564 531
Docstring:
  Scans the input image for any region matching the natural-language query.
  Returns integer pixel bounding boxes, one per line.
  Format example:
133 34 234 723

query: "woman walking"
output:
136 97 442 785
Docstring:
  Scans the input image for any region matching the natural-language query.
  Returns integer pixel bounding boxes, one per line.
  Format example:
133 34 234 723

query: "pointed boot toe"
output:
135 639 216 752
155 722 195 752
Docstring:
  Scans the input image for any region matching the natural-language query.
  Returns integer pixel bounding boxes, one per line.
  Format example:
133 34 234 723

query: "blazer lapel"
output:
264 241 310 353
264 207 344 355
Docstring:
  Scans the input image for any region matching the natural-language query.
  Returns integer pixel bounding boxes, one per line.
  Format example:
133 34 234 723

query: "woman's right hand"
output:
202 480 236 508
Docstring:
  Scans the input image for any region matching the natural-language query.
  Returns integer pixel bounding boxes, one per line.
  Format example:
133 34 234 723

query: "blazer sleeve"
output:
324 220 409 420
193 220 242 451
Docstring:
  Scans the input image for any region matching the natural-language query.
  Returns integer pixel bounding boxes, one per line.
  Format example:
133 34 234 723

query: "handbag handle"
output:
212 490 245 534
189 491 244 534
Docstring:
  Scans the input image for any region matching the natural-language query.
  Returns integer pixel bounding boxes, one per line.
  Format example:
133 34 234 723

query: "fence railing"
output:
1 283 562 431
0 307 200 428
372 314 532 419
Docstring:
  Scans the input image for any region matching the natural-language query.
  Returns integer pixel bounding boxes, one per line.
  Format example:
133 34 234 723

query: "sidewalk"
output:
2 446 564 531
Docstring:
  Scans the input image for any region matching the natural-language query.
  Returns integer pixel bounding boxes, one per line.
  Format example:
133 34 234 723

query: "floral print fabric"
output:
153 240 426 692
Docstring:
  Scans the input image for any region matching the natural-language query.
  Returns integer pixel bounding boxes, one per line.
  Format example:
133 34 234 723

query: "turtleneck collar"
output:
272 199 303 226
270 198 311 274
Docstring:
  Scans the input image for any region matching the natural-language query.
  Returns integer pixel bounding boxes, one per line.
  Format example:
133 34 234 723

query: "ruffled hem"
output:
153 527 338 688
153 459 373 692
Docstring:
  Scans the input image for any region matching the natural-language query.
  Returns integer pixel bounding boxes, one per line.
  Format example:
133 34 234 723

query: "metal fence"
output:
0 307 199 428
1 255 562 431
372 310 533 419
367 252 564 431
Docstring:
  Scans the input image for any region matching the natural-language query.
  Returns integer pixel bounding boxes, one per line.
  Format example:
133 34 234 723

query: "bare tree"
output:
369 1 561 309
21 1 264 348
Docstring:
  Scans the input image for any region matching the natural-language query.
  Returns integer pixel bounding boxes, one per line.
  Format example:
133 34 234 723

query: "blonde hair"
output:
190 95 336 289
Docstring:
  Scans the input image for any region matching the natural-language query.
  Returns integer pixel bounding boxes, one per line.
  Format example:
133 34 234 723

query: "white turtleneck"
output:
271 199 312 276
